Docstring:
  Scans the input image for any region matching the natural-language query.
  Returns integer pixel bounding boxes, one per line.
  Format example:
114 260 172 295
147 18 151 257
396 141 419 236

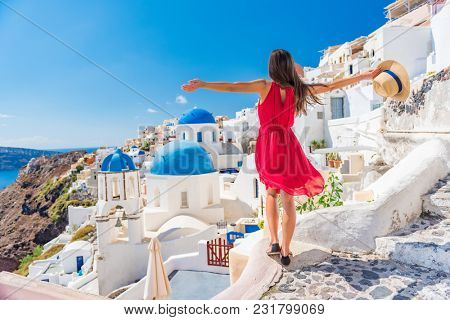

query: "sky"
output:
0 0 391 149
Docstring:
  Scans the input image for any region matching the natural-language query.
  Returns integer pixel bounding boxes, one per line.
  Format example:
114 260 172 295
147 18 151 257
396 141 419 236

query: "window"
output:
208 184 213 205
212 131 216 142
182 132 186 140
112 177 120 200
237 161 243 167
127 176 135 198
253 178 259 198
349 64 353 75
317 111 324 120
153 188 160 207
180 191 188 208
197 132 203 142
331 97 344 119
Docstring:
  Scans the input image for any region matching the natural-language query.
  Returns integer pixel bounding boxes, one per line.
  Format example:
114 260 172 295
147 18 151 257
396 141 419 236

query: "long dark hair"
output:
269 49 324 116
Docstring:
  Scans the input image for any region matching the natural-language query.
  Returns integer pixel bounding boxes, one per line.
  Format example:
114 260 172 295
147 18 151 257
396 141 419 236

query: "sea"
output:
0 147 99 190
0 169 19 190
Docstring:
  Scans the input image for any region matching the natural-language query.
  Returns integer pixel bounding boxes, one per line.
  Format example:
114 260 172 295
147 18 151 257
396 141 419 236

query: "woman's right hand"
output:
181 79 205 92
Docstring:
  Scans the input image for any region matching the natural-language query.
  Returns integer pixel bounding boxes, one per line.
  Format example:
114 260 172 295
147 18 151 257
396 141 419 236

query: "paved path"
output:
262 175 450 300
262 251 449 300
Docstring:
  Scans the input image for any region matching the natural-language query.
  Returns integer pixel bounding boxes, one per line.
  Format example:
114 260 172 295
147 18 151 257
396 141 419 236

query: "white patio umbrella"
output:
143 238 171 300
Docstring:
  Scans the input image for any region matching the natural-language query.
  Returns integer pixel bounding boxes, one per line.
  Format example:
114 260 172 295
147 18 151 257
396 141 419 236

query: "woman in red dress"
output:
182 49 380 265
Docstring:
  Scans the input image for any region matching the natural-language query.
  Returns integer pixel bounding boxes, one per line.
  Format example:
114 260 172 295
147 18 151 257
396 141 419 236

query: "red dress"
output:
255 81 325 196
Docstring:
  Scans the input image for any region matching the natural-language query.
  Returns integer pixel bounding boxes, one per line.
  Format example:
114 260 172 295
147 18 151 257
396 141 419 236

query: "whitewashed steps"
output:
375 175 450 274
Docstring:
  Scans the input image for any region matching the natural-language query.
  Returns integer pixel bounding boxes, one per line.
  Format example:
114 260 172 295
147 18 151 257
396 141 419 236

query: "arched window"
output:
180 191 188 208
127 176 135 198
112 177 120 200
182 132 186 140
153 188 160 207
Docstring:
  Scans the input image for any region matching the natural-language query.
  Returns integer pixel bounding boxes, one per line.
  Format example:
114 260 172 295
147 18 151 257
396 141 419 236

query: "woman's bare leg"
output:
280 191 296 256
266 188 279 245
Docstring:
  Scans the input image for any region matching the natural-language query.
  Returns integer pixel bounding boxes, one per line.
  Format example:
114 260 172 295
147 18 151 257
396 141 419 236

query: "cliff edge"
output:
0 151 85 272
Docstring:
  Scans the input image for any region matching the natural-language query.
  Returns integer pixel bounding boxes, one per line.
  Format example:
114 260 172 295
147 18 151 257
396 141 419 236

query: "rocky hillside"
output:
0 151 88 272
0 146 58 170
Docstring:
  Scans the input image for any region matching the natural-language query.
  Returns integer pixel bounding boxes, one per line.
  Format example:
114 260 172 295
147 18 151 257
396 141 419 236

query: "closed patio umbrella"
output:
143 238 171 300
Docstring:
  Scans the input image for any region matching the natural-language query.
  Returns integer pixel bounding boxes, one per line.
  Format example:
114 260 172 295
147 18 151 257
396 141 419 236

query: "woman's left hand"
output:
181 79 205 92
359 67 382 80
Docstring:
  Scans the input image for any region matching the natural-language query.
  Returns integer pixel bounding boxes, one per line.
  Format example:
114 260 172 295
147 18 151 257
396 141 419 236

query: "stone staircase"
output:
262 175 450 300
375 175 450 274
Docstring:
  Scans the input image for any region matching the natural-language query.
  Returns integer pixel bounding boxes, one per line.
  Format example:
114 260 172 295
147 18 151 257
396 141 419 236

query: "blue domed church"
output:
175 107 244 172
144 139 224 231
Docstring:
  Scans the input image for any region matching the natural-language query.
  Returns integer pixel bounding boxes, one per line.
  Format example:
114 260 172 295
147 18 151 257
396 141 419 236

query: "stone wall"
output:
380 68 450 166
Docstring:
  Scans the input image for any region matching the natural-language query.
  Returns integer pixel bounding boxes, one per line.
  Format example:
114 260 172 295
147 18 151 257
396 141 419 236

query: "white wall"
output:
68 206 96 228
158 225 218 261
429 3 450 72
366 26 432 79
144 172 224 231
344 84 383 117
326 107 384 164
96 241 149 295
228 154 263 213
291 105 325 150
59 241 92 274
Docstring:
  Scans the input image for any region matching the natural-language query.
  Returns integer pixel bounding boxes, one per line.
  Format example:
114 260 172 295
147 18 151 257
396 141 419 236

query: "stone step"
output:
422 174 450 219
375 219 450 274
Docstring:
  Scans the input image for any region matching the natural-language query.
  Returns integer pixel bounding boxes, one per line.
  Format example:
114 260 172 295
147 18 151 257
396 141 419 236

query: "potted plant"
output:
327 153 336 167
310 140 319 152
334 153 342 168
319 139 326 149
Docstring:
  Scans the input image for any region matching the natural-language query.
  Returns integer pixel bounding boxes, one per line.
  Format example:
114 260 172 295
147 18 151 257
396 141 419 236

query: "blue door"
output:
331 97 344 119
76 256 84 272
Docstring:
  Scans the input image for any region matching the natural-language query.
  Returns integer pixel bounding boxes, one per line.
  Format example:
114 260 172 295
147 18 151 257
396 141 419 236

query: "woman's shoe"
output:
266 243 281 256
280 248 292 266
280 254 291 266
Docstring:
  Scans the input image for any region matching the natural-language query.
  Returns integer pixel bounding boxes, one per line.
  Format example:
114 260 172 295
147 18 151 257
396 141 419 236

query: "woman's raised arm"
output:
310 67 381 95
181 79 268 94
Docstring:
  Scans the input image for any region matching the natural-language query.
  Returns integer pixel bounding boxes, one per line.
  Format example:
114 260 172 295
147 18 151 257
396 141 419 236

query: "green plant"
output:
32 245 43 257
310 140 320 151
296 172 343 214
311 139 327 151
335 153 341 161
15 244 65 276
71 225 96 242
257 219 264 230
319 139 326 149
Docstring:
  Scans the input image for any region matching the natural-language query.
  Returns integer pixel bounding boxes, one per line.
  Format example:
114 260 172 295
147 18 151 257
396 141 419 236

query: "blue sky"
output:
0 0 391 149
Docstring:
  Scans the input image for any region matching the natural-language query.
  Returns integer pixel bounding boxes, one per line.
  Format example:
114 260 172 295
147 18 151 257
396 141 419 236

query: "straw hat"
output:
373 60 410 101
